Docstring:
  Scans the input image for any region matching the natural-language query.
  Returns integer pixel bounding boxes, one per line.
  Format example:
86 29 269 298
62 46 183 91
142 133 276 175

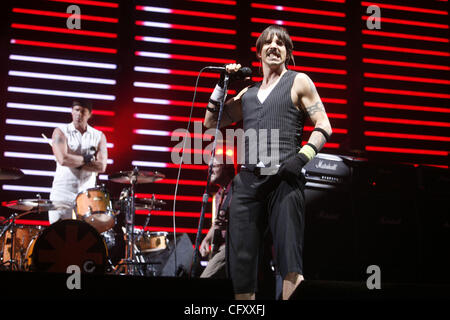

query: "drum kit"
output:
0 167 170 276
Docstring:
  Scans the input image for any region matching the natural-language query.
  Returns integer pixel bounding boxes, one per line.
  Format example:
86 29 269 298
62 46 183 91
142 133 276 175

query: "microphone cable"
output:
172 66 210 276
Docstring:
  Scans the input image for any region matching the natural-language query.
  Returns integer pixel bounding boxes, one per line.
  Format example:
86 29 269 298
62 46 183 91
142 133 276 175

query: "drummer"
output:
48 99 108 224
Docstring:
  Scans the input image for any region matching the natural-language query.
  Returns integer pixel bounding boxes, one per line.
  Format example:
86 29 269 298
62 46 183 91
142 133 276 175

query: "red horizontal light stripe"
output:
365 146 448 156
136 21 236 35
251 17 346 32
251 3 345 17
363 43 449 57
135 5 235 20
137 194 211 202
92 109 115 116
361 2 448 15
252 62 347 75
15 220 50 226
11 39 117 54
165 163 208 170
304 126 348 133
318 0 345 3
364 73 450 85
12 8 118 23
364 87 450 99
321 98 347 104
155 179 207 186
48 0 119 8
362 30 449 43
364 101 450 113
364 116 450 127
188 0 236 5
363 58 450 71
136 210 212 219
93 126 114 132
137 225 209 235
11 23 117 38
361 16 448 29
365 131 450 142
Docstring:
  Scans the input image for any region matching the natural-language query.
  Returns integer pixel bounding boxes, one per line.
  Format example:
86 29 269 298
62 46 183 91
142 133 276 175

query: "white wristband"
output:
210 84 226 102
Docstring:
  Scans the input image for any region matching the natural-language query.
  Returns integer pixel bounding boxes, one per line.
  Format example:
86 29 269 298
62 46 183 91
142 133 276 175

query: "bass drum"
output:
25 220 108 274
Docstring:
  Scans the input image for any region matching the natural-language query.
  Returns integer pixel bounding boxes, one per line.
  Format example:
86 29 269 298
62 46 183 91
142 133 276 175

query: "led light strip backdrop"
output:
0 0 448 241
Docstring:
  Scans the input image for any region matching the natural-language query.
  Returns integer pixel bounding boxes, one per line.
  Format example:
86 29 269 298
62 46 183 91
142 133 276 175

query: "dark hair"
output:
255 25 295 67
72 99 93 113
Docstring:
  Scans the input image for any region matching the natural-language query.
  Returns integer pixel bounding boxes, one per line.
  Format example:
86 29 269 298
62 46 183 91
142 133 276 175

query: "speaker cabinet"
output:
303 184 356 281
141 233 193 277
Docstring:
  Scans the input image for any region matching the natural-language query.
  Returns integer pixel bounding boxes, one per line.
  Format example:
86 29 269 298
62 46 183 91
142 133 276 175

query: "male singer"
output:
204 25 332 300
49 99 108 224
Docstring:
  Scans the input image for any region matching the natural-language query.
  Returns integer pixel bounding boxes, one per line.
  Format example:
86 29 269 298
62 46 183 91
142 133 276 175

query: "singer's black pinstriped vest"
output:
241 70 305 169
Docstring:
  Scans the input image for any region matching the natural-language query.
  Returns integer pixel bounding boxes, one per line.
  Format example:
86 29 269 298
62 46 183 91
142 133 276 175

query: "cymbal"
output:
0 168 24 180
108 170 165 184
2 199 56 211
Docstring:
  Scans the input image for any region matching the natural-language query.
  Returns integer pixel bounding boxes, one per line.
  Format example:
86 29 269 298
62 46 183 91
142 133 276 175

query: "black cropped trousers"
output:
227 169 306 294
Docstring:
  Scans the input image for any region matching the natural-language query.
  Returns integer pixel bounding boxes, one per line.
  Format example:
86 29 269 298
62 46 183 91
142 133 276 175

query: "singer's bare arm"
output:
204 87 247 128
292 73 332 151
52 127 85 168
82 133 108 173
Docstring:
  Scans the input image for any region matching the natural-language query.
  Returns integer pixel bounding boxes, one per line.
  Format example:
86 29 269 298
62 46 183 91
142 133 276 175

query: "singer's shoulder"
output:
233 85 251 102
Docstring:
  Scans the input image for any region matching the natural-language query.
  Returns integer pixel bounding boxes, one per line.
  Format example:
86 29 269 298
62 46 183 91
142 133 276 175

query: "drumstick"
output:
41 133 52 147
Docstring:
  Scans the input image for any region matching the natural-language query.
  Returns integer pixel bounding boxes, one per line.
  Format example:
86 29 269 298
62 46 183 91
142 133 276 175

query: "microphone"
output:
205 66 252 79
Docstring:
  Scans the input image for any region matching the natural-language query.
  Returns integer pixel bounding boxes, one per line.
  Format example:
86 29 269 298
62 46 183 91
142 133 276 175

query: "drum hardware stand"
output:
123 167 140 276
136 193 156 242
0 209 34 270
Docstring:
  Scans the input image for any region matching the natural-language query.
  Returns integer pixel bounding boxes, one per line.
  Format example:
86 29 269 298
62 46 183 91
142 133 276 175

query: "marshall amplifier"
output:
302 153 353 187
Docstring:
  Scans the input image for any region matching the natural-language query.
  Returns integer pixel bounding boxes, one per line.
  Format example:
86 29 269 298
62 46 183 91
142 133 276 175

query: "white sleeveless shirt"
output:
50 122 102 203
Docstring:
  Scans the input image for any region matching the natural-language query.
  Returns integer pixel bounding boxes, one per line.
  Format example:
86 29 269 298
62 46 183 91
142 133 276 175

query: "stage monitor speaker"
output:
303 183 356 281
141 233 193 277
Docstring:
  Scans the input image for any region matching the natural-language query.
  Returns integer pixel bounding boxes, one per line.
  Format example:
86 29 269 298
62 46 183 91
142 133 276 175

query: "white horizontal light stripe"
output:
7 102 71 113
99 174 108 180
5 135 48 143
2 185 51 193
4 151 55 160
5 135 114 148
4 151 114 164
134 66 170 74
138 6 172 14
9 54 116 69
6 119 63 128
134 113 170 120
9 70 116 85
134 129 170 136
133 82 170 89
21 169 55 177
131 160 167 168
8 87 115 100
132 145 171 152
139 36 171 43
135 51 171 59
139 21 171 28
133 97 170 104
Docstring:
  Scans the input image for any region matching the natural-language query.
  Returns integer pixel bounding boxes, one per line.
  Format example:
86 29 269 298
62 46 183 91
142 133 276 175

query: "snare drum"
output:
136 231 168 253
75 187 116 233
0 225 42 270
25 220 108 273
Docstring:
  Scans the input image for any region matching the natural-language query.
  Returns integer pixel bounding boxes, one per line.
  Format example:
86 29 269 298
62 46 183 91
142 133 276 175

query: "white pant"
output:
48 201 74 224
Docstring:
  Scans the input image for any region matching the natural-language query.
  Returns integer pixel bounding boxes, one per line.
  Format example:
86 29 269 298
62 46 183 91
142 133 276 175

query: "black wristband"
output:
83 154 94 164
312 127 330 142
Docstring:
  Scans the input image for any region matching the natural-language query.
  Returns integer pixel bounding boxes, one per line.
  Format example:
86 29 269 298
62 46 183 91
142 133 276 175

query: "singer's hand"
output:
225 63 242 74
